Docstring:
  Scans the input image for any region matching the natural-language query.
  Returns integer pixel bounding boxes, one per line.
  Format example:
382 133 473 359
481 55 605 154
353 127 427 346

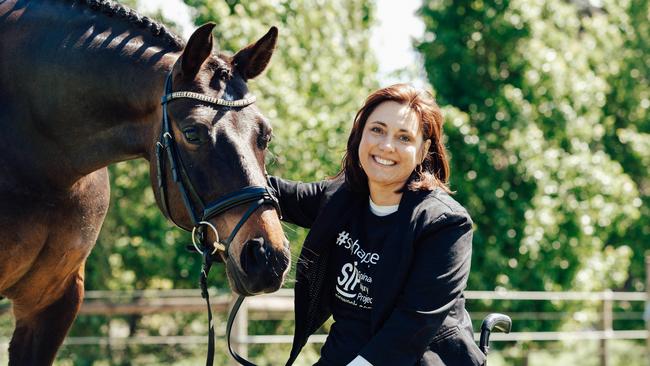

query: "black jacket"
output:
269 176 485 366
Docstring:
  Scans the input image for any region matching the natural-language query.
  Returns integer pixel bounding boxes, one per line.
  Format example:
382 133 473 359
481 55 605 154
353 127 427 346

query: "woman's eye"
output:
370 126 382 133
399 135 412 143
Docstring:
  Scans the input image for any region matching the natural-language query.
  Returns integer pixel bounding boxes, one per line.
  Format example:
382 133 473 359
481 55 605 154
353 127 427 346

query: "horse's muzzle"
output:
228 237 290 296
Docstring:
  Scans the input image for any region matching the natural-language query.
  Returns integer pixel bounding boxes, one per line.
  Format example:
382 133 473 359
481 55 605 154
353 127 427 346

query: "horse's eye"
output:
257 132 272 150
183 127 201 144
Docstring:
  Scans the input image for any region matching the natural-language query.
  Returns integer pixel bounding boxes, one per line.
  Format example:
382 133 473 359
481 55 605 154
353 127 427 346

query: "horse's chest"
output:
0 169 110 293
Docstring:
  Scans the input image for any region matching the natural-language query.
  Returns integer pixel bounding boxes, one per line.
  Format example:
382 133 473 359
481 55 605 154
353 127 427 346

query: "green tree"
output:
593 0 650 292
417 0 646 333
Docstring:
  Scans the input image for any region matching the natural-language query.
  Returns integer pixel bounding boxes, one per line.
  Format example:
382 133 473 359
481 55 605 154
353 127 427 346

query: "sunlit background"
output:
1 0 648 365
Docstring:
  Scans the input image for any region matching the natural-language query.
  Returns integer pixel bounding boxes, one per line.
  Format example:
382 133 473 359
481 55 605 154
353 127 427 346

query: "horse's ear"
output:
180 23 216 77
233 26 278 80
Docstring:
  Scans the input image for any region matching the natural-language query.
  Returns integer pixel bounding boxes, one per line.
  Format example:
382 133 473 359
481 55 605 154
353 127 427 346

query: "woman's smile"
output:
372 155 396 166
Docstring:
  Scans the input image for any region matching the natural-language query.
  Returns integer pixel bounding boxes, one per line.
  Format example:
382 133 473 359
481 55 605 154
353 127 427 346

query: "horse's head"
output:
149 23 289 296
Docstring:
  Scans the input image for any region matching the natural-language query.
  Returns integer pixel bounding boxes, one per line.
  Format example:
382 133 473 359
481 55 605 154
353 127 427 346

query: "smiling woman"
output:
358 101 431 205
269 84 484 366
342 84 450 199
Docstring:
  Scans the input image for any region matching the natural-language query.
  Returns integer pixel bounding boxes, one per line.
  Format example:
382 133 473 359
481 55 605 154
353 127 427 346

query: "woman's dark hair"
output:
338 83 451 194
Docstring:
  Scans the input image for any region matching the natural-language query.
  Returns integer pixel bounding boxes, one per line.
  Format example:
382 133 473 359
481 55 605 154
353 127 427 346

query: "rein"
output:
156 71 276 366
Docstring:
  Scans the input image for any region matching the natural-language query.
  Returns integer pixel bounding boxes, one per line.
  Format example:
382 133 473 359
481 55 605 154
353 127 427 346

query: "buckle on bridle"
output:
191 221 226 255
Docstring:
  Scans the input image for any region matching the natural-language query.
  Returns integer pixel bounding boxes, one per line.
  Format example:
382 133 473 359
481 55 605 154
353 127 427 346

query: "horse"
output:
0 0 291 364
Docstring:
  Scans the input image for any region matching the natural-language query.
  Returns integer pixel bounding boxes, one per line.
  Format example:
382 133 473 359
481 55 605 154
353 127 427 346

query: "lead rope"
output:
195 198 274 366
198 243 255 366
226 295 254 366
199 246 217 366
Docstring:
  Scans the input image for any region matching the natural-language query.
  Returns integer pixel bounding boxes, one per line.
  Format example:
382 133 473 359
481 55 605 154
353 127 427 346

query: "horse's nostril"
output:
240 237 268 275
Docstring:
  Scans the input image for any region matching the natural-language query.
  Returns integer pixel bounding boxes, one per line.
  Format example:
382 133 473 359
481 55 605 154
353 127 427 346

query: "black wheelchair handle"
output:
479 313 512 356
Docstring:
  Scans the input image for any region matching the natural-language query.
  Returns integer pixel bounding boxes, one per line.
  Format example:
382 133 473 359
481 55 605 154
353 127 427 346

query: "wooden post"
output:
600 289 613 366
522 351 529 366
645 255 650 365
229 297 249 366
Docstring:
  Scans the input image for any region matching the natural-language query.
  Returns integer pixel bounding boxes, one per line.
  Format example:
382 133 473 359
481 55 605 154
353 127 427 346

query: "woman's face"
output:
358 101 431 198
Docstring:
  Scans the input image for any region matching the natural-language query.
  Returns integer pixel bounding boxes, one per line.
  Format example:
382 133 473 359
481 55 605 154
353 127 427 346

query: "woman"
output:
269 84 484 366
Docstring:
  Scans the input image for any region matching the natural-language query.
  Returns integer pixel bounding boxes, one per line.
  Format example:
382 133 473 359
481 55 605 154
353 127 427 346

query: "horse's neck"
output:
52 45 178 171
1 1 182 190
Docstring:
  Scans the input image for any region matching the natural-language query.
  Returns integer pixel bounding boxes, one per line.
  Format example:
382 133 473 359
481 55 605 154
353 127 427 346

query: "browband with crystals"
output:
161 91 256 108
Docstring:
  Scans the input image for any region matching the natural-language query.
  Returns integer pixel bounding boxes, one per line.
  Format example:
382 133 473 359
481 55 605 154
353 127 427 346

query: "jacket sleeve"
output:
359 213 474 366
267 176 330 228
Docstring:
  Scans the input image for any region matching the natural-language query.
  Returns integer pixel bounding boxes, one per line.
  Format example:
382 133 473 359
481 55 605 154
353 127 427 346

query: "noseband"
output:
156 71 279 366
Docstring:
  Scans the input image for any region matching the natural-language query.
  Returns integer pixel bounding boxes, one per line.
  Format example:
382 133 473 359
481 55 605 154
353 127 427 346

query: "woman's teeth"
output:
373 156 395 166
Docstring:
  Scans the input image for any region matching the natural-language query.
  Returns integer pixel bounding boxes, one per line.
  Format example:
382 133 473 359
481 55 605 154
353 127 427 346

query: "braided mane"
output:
72 0 186 50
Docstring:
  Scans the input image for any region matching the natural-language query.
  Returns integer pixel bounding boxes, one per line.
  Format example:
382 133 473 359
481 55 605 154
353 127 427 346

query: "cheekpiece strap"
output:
162 91 257 108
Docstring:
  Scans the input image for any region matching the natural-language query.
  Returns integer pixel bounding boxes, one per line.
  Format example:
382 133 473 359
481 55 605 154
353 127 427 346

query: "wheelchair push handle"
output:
479 313 512 355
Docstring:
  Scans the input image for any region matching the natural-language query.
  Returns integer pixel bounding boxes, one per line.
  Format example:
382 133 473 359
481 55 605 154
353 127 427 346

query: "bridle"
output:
156 72 279 233
156 70 279 366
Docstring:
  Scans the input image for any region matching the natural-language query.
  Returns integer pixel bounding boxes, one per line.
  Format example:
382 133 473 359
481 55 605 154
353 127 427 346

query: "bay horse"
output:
0 0 291 364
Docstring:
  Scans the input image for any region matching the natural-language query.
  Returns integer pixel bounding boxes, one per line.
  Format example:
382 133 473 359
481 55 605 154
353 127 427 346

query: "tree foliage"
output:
417 0 648 332
418 0 647 292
